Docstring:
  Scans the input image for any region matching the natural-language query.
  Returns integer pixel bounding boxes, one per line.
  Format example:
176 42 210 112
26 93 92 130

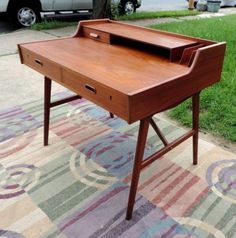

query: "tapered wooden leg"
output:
192 93 200 165
126 118 150 220
44 77 51 146
109 112 114 118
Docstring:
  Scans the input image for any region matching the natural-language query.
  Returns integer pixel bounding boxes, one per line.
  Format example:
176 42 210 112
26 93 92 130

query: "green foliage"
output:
31 20 77 31
151 15 236 141
111 2 120 20
117 10 199 20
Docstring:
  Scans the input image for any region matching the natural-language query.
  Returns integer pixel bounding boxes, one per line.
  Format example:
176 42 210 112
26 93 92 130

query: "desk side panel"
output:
128 43 226 123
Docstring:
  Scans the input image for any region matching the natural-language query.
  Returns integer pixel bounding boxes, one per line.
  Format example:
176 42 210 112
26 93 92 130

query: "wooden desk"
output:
18 19 226 220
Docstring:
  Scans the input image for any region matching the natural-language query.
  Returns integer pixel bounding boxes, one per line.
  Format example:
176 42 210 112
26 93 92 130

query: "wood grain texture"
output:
18 19 226 124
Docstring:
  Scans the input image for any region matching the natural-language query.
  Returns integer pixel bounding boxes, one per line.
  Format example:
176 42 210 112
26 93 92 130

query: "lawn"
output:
31 10 199 30
117 10 199 20
31 20 77 30
151 15 236 142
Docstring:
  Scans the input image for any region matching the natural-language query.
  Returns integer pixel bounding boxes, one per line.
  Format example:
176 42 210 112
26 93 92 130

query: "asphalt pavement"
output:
0 0 188 34
0 14 90 34
0 15 19 34
138 0 187 11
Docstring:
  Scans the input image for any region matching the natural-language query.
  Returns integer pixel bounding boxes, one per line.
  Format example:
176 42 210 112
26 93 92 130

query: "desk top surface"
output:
22 37 189 95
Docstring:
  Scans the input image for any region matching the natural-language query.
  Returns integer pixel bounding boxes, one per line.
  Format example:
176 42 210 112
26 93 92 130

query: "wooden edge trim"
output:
189 42 227 73
73 18 110 37
17 44 23 63
179 44 204 65
17 36 72 50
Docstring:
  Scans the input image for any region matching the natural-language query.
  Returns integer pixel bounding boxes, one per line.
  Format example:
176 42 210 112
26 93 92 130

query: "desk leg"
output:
125 95 200 220
192 93 200 165
126 118 150 220
44 77 51 146
109 112 114 118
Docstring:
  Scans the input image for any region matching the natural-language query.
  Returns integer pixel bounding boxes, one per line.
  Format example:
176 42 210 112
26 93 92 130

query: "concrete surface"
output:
0 54 66 108
43 25 78 37
0 9 235 153
0 25 78 109
0 30 56 56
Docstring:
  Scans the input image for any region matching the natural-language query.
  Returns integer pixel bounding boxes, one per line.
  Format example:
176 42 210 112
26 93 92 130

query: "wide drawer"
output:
82 27 110 44
62 68 128 120
20 47 61 81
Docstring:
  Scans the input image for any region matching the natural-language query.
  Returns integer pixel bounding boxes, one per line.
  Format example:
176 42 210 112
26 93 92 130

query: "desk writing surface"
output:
21 37 189 95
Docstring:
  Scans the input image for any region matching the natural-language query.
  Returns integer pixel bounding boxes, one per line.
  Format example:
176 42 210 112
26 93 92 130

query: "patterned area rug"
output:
0 91 235 238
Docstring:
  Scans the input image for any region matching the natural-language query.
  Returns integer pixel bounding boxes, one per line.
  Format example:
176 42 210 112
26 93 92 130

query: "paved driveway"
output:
0 15 19 34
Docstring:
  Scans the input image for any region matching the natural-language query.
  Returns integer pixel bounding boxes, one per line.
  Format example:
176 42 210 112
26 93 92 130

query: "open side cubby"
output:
110 35 171 60
110 35 206 64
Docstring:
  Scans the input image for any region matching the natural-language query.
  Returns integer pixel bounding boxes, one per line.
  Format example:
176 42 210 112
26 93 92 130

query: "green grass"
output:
117 10 199 20
31 10 199 30
31 20 77 30
150 15 236 142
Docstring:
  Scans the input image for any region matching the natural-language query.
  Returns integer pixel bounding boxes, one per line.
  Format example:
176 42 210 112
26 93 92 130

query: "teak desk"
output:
18 19 226 220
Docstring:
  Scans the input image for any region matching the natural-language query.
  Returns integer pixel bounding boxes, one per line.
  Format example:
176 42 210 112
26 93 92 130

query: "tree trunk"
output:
188 0 195 10
93 0 111 19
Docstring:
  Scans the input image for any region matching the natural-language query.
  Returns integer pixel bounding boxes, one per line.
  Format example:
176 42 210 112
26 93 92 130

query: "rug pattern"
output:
0 91 235 238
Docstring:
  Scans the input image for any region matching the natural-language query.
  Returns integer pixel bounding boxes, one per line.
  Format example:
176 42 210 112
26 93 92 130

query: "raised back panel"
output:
78 20 202 62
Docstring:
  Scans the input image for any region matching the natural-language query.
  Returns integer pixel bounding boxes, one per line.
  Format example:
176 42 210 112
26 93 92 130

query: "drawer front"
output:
62 68 128 120
21 48 61 81
82 27 110 43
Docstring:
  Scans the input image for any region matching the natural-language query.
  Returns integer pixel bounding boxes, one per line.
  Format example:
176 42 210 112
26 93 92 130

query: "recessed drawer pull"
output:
35 59 43 66
89 32 99 38
85 84 97 94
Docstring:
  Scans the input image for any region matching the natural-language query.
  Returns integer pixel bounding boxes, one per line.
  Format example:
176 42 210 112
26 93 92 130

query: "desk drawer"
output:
82 27 110 44
21 48 61 81
62 68 128 120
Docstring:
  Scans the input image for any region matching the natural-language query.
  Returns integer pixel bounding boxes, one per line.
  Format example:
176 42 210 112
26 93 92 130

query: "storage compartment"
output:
82 27 110 43
62 68 129 120
110 35 199 62
21 48 61 81
110 35 171 59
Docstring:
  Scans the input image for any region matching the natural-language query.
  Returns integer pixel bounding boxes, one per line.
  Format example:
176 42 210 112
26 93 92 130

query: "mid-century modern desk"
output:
18 19 226 220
